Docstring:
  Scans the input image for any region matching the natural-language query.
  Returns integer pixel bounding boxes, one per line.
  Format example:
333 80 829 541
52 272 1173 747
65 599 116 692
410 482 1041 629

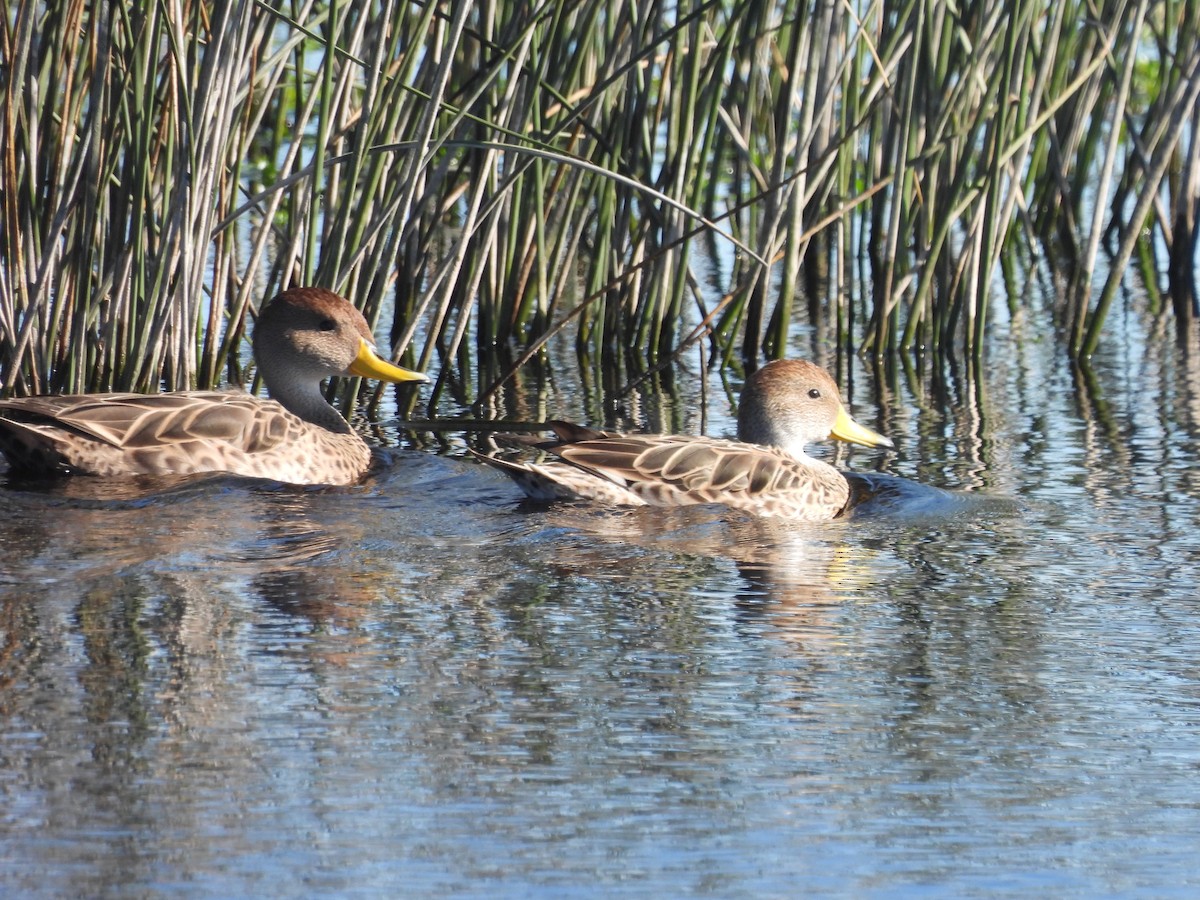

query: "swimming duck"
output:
475 359 893 520
0 287 427 485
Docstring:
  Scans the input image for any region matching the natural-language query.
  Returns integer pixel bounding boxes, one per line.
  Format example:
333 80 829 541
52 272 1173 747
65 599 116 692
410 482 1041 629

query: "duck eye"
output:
807 388 821 399
318 318 337 331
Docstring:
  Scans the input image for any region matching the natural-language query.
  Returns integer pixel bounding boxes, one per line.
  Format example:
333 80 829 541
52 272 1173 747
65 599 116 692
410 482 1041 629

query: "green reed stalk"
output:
2 0 1198 406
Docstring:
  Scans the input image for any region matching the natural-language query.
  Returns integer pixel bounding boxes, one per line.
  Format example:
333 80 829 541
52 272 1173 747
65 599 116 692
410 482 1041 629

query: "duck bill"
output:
830 407 894 449
349 339 429 383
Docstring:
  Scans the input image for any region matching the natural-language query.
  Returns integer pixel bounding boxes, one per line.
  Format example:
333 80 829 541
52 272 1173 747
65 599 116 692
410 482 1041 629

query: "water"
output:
3 323 1200 897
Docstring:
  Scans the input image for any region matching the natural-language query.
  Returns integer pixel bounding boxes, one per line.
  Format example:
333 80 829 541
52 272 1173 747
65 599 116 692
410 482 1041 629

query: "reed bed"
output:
1 0 1198 413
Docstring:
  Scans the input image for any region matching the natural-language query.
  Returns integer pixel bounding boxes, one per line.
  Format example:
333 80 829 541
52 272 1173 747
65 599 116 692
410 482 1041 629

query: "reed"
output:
1 0 1197 413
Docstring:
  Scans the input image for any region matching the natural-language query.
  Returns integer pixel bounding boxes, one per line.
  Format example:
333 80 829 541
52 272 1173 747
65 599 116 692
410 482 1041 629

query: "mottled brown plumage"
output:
0 288 427 485
475 359 893 520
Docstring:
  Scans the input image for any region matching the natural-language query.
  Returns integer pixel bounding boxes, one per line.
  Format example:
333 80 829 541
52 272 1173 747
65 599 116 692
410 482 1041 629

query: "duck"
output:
474 359 893 520
0 287 428 485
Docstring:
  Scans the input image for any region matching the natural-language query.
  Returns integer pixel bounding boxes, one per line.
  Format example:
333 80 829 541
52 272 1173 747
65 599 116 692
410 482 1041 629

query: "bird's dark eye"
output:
807 388 821 399
318 318 337 331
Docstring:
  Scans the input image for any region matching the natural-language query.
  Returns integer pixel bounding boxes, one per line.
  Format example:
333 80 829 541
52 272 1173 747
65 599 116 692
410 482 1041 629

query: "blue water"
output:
2 319 1200 897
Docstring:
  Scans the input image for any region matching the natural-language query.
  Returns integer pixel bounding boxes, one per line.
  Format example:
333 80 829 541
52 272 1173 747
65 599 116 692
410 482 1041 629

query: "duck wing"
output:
477 422 851 519
0 392 295 476
555 434 847 514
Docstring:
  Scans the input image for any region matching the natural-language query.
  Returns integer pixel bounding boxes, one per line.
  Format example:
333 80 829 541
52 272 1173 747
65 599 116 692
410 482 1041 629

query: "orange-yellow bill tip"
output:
830 406 893 449
349 339 428 384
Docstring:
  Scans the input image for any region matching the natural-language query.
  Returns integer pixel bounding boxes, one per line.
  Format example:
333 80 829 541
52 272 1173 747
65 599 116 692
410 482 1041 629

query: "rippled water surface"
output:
3 323 1200 897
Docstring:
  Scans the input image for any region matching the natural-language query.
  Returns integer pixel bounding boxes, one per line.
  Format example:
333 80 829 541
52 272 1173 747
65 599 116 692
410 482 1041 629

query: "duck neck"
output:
265 377 352 434
776 436 815 464
739 419 802 461
739 420 829 471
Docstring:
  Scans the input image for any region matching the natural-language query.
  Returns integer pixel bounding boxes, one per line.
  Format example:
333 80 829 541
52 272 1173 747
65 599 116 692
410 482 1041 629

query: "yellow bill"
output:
830 406 893 449
349 339 429 383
